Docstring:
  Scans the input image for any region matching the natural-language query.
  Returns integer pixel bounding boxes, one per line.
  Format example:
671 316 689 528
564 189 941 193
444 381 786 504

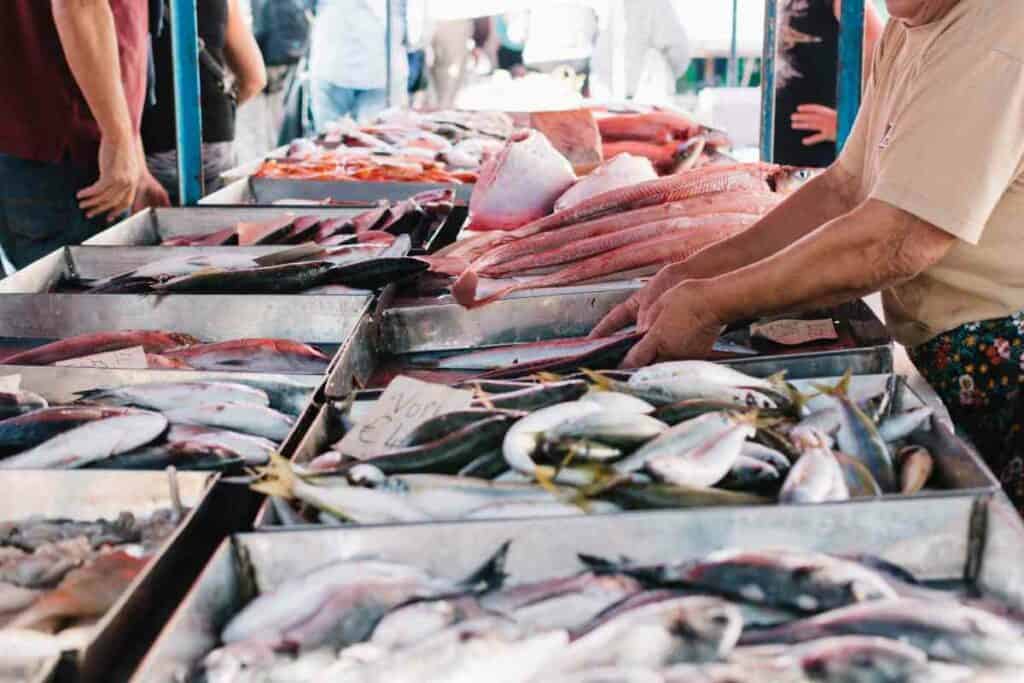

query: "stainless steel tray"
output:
325 284 892 396
0 292 371 359
131 490 1024 683
256 374 996 528
0 245 389 295
0 365 323 458
82 204 467 254
0 470 239 683
201 175 473 205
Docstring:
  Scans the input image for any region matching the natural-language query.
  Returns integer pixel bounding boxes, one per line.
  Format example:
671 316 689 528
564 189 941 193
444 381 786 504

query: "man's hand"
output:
791 104 838 146
132 169 172 213
77 132 141 221
620 281 722 368
590 262 690 338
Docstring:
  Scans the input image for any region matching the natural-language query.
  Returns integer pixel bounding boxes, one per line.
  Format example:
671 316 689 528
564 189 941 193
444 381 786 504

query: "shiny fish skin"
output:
878 408 933 444
897 446 934 496
0 330 198 366
820 382 896 492
779 448 841 504
369 597 495 651
161 339 331 374
0 391 48 421
626 361 782 409
788 635 929 683
581 391 657 415
833 451 883 499
0 406 142 454
484 380 590 412
434 336 634 371
548 410 668 448
163 403 294 441
719 454 782 492
75 381 270 412
740 441 792 473
398 409 514 447
0 413 168 469
503 402 604 485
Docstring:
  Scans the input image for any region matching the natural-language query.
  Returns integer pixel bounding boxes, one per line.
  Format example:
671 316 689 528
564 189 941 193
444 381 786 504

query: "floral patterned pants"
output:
908 315 1024 512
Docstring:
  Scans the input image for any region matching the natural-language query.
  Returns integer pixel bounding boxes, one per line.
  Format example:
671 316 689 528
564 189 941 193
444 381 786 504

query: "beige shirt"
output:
837 0 1024 347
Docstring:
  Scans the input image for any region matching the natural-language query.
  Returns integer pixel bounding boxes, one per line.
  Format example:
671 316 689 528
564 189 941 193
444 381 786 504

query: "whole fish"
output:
161 339 331 374
163 403 294 441
547 410 668 447
398 409 516 447
623 361 787 409
719 454 782 492
502 401 604 486
833 451 883 498
878 408 933 443
480 571 642 617
816 375 896 492
615 412 755 487
229 377 316 417
75 380 270 411
369 597 497 650
0 390 47 420
433 334 637 371
778 635 929 683
739 598 1024 667
0 412 168 469
85 253 259 292
897 445 934 495
484 380 590 412
219 543 509 650
581 391 656 415
602 482 771 510
553 596 743 672
164 424 277 466
655 398 777 425
1 330 198 366
740 441 791 473
779 447 844 504
634 548 898 614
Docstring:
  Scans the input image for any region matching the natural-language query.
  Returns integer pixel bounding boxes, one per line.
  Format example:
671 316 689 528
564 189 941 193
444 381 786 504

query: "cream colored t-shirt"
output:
837 0 1024 347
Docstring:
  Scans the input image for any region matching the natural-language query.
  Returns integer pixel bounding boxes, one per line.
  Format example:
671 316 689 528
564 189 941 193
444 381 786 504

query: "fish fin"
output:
813 369 853 397
459 540 511 592
450 268 480 307
576 553 626 572
248 452 296 498
472 383 496 410
534 465 560 493
766 370 788 388
580 368 613 391
533 371 563 383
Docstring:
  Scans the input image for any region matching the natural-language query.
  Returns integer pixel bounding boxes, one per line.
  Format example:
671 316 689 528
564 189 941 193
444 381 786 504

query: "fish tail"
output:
812 369 853 397
248 452 296 498
533 371 564 383
459 540 511 592
451 268 480 307
579 368 614 391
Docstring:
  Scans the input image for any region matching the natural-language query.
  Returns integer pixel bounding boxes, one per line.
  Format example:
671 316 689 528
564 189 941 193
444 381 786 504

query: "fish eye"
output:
710 612 732 626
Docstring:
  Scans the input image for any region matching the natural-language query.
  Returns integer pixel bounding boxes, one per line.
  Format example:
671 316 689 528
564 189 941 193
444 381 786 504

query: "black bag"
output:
253 0 315 67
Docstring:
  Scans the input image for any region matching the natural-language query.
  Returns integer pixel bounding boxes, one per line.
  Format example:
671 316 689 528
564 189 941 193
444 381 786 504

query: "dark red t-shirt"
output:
0 1 148 166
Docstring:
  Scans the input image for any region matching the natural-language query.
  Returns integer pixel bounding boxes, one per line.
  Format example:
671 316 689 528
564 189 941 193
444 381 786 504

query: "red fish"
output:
2 331 200 366
161 338 331 374
597 110 702 143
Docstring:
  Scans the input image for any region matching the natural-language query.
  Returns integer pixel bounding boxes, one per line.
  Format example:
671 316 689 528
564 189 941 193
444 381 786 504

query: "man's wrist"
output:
680 278 728 330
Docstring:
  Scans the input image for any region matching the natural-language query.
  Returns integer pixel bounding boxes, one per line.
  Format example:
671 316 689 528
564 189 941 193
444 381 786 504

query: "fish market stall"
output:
0 470 240 682
131 489 1024 682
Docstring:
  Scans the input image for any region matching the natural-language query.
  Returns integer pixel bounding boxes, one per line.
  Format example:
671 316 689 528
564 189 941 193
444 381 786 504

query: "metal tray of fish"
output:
0 365 323 459
0 245 396 295
81 204 466 254
0 293 372 377
130 488 1024 683
0 469 249 682
200 175 473 205
254 374 997 528
324 284 892 396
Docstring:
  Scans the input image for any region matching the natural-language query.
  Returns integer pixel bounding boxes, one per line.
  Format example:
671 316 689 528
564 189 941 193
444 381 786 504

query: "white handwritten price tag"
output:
337 376 474 459
55 345 148 369
751 319 838 346
0 375 21 392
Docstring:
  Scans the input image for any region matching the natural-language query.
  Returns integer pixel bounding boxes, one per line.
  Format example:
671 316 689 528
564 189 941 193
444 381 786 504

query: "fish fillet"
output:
554 154 657 212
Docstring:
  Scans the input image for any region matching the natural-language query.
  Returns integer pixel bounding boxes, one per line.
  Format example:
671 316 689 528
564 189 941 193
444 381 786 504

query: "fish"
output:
502 401 605 486
0 582 41 614
0 538 93 588
897 445 934 495
739 598 1024 667
457 450 509 479
160 339 331 374
468 129 577 230
369 597 497 651
228 377 316 417
218 542 509 650
432 335 638 371
626 362 788 409
0 390 47 420
779 447 843 504
654 398 773 425
533 666 665 683
878 408 933 443
237 216 295 245
581 390 656 415
529 108 603 174
597 111 703 143
0 412 168 469
0 513 139 551
483 380 590 412
474 335 641 380
553 596 743 671
601 482 771 509
1 330 199 366
84 253 260 292
554 154 658 212
816 374 896 492
0 629 63 680
546 410 668 448
776 635 930 683
719 454 782 492
75 380 270 412
398 410 518 447
833 451 883 498
163 403 294 441
739 441 792 473
615 412 755 487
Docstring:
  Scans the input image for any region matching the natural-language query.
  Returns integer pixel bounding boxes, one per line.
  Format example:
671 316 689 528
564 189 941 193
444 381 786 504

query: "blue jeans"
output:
0 154 106 273
311 81 387 131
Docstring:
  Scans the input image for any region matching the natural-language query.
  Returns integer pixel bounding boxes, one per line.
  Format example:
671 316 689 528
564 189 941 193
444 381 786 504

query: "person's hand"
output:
791 104 837 146
620 281 723 368
132 170 172 213
590 262 691 338
77 131 141 221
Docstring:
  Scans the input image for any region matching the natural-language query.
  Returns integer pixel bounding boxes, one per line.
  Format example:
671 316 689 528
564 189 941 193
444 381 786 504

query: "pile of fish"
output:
253 363 938 526
595 108 731 174
0 330 332 374
61 239 427 295
161 189 455 248
0 508 179 679
444 159 811 307
0 378 311 470
193 543 1024 682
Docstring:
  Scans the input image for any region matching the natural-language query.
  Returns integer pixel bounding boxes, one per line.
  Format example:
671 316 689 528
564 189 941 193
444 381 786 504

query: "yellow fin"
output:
249 452 296 498
533 371 563 383
472 382 496 410
580 368 613 391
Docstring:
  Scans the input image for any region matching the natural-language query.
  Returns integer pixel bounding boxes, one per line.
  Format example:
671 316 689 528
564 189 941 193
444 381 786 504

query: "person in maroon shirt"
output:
0 0 155 272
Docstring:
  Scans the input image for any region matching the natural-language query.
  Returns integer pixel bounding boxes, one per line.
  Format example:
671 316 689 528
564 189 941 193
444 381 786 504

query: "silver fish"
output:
787 635 929 683
581 391 656 415
897 446 934 495
370 597 496 651
163 403 294 441
0 391 48 421
547 410 668 448
818 378 895 492
76 381 270 412
502 402 604 486
878 408 933 444
779 447 842 504
0 413 168 469
624 361 785 409
740 441 791 472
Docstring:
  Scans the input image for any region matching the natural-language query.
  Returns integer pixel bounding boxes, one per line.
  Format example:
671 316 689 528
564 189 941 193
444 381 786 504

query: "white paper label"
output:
0 375 21 392
750 319 838 346
55 345 149 369
337 376 474 459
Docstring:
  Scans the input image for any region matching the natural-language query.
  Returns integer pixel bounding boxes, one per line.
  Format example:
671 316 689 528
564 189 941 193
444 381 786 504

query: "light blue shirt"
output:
310 0 407 91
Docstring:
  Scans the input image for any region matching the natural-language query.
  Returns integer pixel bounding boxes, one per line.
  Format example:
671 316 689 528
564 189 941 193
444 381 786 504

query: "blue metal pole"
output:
169 0 203 205
727 0 739 86
836 0 865 150
759 0 778 162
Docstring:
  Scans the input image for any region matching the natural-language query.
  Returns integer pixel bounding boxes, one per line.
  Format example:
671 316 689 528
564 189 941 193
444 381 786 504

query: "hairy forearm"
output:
675 164 860 280
52 0 133 141
696 199 956 325
224 0 266 104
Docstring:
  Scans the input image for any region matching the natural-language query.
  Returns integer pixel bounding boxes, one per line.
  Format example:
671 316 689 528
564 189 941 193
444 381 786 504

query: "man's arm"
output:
592 162 862 336
622 199 956 366
52 0 141 220
223 0 267 104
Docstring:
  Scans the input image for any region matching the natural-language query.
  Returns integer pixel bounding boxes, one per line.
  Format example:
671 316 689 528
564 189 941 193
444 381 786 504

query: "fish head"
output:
771 166 820 195
665 598 743 663
789 426 832 453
